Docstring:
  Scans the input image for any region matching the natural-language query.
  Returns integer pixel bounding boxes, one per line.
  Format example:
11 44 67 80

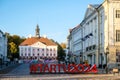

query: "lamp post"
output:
105 47 109 74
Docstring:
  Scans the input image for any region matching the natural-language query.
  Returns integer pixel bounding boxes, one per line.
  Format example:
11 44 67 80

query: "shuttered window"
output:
116 30 120 42
116 10 120 18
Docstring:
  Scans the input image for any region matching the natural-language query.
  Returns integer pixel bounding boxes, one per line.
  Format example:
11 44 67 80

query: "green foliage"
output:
60 43 66 49
5 33 26 59
50 39 66 61
56 42 66 61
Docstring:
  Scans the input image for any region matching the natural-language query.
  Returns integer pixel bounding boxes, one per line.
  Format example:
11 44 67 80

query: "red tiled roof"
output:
20 37 57 46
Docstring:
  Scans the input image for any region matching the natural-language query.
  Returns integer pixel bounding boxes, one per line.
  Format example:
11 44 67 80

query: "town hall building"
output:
19 25 57 60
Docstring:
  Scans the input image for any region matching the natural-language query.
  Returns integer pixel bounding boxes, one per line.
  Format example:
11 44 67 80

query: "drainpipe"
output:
95 8 100 67
107 0 109 64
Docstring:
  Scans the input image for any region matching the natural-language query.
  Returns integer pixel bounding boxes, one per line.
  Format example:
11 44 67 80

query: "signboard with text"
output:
30 63 98 74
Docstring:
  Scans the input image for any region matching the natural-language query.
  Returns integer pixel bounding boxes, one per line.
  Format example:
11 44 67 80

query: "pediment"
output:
31 41 46 47
84 7 94 19
84 4 100 19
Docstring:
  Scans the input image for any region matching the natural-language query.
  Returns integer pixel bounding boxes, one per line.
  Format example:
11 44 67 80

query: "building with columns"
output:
19 25 57 60
0 30 7 63
67 24 83 64
67 0 120 67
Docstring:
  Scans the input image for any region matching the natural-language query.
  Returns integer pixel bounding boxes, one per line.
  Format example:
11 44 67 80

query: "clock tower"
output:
35 24 40 38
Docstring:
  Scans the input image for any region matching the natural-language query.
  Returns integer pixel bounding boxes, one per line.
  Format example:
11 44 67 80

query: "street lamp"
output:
105 47 109 74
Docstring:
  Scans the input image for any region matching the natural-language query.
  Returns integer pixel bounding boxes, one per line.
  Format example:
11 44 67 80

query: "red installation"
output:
30 64 98 74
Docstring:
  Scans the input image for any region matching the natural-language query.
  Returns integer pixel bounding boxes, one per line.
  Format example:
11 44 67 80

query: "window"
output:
86 47 89 51
93 45 96 49
116 30 120 42
28 53 30 56
46 48 49 52
116 10 120 18
28 48 31 51
38 49 39 51
50 48 52 51
25 48 27 51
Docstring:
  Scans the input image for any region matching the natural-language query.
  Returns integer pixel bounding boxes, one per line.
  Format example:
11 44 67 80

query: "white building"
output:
67 0 120 67
0 30 7 63
67 24 83 64
19 25 57 60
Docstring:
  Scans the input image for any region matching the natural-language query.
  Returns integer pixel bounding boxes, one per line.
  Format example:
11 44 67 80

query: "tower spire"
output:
35 24 40 38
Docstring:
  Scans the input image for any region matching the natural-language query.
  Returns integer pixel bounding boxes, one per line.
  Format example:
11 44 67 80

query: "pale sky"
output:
0 0 103 43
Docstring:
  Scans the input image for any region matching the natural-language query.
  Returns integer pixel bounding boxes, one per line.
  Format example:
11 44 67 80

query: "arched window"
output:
46 48 49 52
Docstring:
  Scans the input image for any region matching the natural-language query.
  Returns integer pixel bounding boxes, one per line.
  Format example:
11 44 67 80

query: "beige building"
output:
67 0 120 67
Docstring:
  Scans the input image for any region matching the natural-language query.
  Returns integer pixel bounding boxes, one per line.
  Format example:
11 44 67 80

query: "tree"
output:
6 33 26 59
60 43 66 49
50 39 66 61
9 42 17 60
56 42 66 61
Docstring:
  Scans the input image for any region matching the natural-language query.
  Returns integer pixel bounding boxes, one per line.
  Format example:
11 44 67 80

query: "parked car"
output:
107 62 120 73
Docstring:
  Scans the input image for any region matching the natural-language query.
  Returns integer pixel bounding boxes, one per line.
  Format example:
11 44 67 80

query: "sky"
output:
0 0 103 43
